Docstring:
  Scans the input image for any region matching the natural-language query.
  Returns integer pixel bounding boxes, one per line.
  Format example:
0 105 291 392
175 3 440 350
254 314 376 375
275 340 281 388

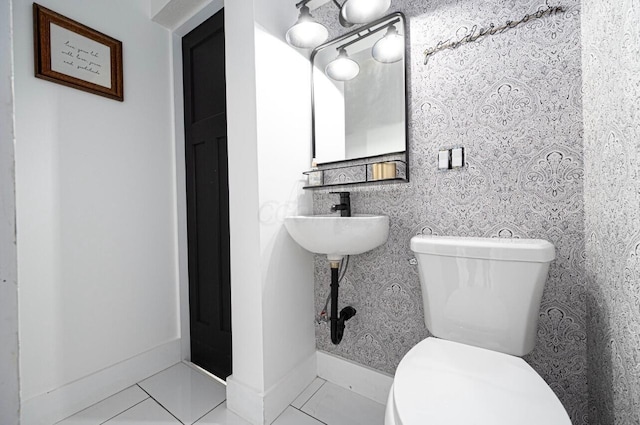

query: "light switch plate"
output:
451 147 464 168
438 150 450 170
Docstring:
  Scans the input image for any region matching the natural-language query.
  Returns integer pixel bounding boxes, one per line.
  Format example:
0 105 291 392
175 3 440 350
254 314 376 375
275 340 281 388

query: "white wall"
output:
150 0 172 16
253 20 315 391
0 1 20 424
13 0 179 414
225 0 317 423
224 0 266 397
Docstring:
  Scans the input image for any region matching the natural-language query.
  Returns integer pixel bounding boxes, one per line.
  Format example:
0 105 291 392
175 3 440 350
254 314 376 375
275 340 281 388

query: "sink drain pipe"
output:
330 261 357 344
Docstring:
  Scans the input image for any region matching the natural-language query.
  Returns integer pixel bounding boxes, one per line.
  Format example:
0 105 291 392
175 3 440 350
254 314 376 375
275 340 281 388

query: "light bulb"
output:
340 0 391 25
372 25 404 63
286 6 329 49
325 48 360 81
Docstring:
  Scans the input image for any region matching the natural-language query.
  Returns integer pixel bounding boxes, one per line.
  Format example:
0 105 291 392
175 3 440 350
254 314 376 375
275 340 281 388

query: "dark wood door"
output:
183 9 231 380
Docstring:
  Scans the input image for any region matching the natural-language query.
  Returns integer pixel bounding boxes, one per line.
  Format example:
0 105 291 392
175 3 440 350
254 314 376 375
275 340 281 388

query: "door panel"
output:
183 9 231 379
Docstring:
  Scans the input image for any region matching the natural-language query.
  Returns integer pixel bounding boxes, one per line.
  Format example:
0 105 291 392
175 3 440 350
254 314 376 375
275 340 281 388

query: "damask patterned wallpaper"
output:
582 0 640 423
311 0 587 422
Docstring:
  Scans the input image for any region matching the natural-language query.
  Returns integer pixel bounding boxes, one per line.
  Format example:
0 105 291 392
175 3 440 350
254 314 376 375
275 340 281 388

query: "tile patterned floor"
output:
55 363 386 425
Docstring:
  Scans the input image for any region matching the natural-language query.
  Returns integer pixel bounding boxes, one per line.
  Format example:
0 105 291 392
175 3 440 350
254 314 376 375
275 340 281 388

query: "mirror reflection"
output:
312 13 407 164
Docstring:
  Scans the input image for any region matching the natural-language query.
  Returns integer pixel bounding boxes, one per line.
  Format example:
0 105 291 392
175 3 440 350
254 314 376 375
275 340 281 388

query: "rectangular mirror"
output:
311 13 407 166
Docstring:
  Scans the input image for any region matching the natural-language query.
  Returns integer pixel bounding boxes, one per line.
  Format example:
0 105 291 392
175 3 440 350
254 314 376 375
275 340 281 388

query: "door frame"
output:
169 0 225 361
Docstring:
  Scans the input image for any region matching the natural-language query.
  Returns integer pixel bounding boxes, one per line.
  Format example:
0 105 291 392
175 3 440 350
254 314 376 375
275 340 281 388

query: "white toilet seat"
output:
386 337 571 425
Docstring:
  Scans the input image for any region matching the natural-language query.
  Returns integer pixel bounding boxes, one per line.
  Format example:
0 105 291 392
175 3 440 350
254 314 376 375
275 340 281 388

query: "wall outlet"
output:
438 147 464 170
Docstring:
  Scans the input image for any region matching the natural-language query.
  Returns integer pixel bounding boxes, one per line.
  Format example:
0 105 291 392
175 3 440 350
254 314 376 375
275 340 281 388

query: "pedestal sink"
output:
284 214 390 261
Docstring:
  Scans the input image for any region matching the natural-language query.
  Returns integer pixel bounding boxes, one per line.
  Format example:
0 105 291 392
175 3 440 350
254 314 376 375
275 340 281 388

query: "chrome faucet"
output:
330 192 351 217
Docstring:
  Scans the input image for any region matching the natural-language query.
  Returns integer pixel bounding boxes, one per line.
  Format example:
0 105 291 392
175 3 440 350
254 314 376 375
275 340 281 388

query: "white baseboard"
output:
263 354 316 424
227 353 316 425
316 350 393 405
21 338 181 425
226 376 263 425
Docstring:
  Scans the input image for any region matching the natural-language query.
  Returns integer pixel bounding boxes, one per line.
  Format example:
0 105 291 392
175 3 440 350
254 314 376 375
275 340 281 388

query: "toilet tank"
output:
411 235 555 357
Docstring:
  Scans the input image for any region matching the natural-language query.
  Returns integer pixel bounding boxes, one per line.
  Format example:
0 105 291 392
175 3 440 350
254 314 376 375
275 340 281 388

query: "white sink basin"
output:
284 214 390 261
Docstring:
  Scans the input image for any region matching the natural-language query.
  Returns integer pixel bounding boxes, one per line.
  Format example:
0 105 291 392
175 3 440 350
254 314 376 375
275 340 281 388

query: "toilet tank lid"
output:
410 235 555 262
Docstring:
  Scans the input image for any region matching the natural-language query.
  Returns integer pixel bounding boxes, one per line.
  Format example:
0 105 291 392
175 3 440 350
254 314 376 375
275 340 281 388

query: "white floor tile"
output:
301 381 385 425
291 378 326 409
138 363 226 425
194 402 251 425
274 407 324 425
56 386 148 425
104 398 180 424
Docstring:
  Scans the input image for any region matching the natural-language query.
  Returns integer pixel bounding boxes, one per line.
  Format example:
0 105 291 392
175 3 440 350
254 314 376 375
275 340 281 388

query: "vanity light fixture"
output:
285 3 329 49
286 0 392 50
325 48 360 81
340 0 391 25
324 17 402 81
372 24 403 63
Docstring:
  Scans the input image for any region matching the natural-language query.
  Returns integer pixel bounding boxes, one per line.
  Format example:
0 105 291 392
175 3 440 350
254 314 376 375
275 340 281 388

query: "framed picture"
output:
33 3 124 101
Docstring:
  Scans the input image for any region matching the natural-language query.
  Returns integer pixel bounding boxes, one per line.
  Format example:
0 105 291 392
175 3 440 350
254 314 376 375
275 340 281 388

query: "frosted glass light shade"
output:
372 25 404 63
341 0 391 24
325 49 360 81
286 6 329 49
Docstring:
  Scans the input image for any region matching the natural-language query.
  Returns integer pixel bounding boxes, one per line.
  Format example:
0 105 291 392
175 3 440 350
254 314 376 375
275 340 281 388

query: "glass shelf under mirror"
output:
303 159 407 189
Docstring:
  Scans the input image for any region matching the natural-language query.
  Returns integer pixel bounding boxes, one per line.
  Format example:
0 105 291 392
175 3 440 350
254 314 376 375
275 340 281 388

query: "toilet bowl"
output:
385 236 570 425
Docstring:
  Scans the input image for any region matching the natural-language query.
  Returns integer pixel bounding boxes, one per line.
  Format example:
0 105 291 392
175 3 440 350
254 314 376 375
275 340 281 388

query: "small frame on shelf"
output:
33 3 124 101
303 160 408 189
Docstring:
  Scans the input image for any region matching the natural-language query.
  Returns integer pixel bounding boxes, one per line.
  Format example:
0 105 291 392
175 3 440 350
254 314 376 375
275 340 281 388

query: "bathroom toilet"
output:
385 236 571 425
